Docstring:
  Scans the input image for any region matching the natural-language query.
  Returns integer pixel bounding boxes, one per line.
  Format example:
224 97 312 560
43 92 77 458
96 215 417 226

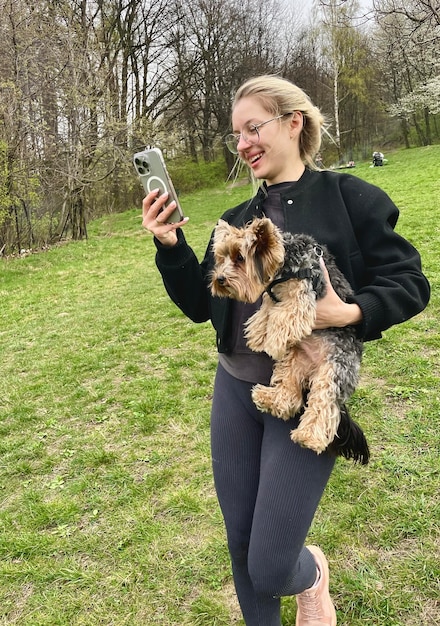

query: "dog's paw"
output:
251 384 277 414
252 385 299 420
260 324 290 359
290 427 329 454
261 341 287 361
245 333 267 353
247 334 286 359
245 314 269 353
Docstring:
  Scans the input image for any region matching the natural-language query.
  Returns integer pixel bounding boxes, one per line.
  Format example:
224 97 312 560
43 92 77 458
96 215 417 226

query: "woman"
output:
142 76 430 626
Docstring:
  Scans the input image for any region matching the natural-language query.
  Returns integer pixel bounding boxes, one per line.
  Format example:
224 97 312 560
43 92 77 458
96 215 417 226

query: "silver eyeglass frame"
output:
225 113 293 154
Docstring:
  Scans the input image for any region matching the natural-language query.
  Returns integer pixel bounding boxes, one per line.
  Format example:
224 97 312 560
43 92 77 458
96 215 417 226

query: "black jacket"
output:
154 169 430 351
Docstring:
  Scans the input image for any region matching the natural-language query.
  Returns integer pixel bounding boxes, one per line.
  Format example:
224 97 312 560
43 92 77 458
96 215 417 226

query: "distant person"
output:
373 151 384 166
142 75 430 625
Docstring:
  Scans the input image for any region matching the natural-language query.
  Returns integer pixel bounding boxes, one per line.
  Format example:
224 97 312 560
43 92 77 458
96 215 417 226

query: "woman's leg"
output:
211 364 336 626
211 364 268 624
247 410 335 599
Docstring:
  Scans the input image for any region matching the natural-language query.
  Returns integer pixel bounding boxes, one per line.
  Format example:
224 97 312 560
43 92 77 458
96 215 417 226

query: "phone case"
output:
133 148 184 223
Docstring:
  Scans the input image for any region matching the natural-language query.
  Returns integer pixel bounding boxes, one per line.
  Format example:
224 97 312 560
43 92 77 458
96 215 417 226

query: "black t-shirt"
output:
218 182 297 384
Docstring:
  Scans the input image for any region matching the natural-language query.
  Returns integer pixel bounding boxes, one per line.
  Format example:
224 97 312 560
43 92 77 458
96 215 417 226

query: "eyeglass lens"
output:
225 114 292 154
225 124 259 154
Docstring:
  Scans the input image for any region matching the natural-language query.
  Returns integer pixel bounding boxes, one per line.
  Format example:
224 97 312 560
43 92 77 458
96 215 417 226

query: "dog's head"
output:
210 217 285 302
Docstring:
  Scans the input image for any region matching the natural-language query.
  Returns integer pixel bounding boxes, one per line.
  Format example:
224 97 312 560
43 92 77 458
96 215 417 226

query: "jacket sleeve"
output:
154 228 214 323
341 177 430 341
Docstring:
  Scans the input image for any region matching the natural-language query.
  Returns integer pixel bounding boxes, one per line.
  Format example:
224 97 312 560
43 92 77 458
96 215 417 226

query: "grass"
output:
1 145 439 625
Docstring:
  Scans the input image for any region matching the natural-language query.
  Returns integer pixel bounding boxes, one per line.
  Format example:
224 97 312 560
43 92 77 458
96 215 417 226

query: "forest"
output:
0 0 439 254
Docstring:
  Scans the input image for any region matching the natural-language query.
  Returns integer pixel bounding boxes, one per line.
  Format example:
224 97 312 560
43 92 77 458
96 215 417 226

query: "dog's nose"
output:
217 276 226 285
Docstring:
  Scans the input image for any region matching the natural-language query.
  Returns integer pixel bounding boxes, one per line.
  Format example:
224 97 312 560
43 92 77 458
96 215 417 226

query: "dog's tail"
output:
328 405 370 465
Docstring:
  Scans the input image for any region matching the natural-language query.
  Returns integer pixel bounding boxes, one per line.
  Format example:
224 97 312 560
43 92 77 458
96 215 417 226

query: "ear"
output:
213 219 234 245
249 217 279 253
289 111 304 138
247 218 284 281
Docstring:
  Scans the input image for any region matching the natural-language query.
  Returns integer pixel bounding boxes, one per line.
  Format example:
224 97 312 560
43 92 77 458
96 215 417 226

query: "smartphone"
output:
133 148 185 223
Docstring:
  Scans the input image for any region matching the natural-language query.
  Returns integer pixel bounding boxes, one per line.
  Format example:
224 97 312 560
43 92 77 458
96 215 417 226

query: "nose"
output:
217 276 226 286
236 134 252 151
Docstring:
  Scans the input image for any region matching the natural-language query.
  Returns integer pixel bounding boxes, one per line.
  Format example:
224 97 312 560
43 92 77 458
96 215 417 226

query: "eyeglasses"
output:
225 113 293 154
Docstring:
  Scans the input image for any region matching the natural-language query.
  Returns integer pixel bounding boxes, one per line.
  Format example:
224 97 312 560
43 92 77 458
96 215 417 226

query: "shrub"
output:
168 158 229 194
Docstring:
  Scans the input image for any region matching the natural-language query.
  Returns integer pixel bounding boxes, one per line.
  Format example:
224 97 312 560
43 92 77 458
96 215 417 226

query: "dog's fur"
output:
210 217 369 463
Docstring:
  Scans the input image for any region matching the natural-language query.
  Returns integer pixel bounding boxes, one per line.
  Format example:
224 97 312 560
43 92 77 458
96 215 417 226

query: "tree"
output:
0 0 437 254
373 0 440 28
315 0 381 161
373 0 440 146
161 0 298 173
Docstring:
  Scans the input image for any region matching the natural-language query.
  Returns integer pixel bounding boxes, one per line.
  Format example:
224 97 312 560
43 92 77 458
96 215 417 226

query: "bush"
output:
167 158 229 194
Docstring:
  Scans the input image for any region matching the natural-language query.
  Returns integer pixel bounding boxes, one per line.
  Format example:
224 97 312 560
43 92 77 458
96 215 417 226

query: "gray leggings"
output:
211 364 336 626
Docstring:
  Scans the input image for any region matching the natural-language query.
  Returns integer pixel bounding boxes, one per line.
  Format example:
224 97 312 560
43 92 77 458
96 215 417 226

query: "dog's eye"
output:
235 252 244 263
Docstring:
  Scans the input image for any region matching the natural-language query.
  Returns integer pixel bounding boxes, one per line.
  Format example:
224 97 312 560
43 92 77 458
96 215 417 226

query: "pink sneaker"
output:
295 546 337 626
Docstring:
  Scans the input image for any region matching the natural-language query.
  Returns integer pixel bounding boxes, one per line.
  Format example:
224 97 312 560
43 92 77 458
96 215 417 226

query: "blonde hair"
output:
232 75 325 171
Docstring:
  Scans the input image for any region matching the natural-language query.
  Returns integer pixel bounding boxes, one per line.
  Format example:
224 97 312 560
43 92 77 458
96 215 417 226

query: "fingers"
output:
141 188 167 227
142 189 187 233
319 256 331 283
314 258 348 329
141 189 188 247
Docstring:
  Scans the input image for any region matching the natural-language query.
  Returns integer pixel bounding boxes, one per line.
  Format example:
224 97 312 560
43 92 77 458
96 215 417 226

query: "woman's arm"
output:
312 175 430 336
142 189 213 323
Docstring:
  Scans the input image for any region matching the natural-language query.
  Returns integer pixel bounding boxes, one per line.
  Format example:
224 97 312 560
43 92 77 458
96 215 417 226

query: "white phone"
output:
133 148 185 223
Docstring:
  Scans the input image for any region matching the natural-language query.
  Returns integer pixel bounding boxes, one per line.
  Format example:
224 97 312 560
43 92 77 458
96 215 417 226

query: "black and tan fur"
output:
210 217 369 464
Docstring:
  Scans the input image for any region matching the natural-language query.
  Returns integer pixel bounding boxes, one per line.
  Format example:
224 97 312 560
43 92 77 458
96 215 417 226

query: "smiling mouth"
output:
249 152 263 165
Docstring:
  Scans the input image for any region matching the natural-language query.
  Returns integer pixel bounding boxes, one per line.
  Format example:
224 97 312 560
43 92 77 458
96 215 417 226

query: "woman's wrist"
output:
344 303 363 326
322 302 363 328
155 232 178 247
314 301 363 329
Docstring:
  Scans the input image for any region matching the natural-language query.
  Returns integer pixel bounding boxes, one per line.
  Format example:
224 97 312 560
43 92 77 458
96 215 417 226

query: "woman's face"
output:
231 96 304 184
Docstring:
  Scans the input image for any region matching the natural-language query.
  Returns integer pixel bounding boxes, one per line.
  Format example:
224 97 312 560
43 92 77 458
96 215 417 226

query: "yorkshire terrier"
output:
210 217 369 464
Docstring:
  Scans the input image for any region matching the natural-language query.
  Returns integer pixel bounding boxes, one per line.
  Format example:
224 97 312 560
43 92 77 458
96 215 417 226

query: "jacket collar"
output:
233 169 316 225
257 168 313 199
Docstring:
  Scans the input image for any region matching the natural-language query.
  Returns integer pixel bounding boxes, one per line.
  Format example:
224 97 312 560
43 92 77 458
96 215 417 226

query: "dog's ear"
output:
246 218 278 253
213 219 234 246
247 218 284 281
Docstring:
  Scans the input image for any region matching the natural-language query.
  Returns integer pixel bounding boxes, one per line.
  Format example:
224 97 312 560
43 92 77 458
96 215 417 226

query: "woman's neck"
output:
266 162 305 186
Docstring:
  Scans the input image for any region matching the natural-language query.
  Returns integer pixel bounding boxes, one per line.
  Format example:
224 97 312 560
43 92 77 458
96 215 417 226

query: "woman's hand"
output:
142 188 189 247
314 259 363 329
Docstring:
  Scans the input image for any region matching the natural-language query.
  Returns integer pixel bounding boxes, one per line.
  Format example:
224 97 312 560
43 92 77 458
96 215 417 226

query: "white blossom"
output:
389 75 440 117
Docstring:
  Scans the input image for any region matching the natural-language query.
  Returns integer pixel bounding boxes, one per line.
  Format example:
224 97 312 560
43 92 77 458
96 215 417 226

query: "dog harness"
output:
266 246 324 303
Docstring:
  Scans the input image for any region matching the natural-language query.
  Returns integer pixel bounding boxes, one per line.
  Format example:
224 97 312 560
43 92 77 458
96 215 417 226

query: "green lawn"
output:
1 145 439 625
